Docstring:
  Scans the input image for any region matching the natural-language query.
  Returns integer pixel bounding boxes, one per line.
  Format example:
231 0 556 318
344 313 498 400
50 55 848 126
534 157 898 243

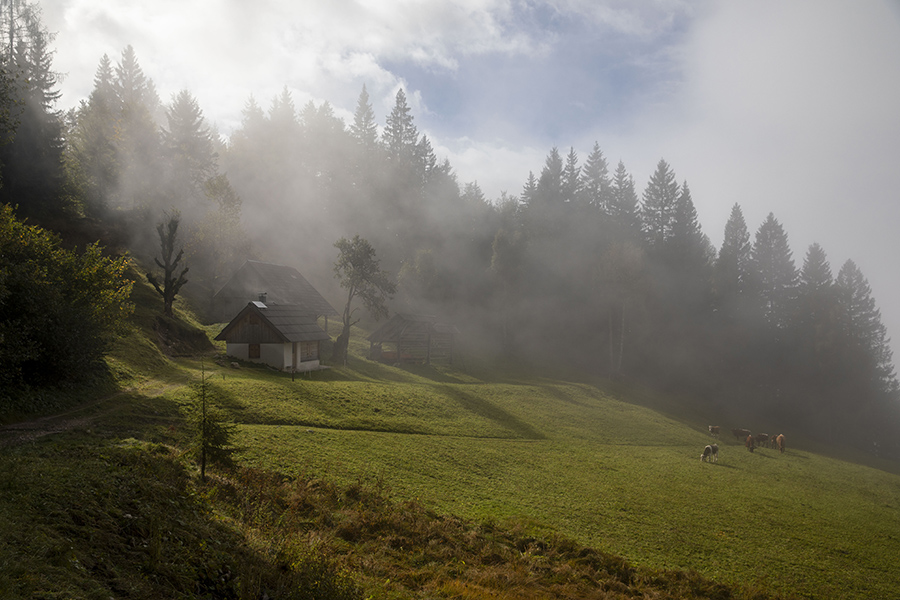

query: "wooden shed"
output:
211 260 338 324
214 302 330 372
366 313 457 365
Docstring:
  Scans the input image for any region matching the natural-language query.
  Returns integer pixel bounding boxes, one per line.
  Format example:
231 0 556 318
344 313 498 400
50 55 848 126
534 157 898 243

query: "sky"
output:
43 0 900 366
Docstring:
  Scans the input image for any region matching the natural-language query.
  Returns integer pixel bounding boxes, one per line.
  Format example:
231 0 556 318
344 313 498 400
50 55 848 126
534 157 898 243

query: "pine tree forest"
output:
2 13 899 458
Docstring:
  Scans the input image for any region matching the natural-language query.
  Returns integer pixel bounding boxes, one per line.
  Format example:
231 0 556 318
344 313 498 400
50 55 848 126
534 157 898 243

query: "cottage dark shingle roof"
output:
367 313 458 343
214 260 338 317
215 303 331 343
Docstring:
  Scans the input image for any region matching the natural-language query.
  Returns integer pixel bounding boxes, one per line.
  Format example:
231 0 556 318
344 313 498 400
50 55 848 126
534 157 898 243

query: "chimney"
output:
258 292 267 304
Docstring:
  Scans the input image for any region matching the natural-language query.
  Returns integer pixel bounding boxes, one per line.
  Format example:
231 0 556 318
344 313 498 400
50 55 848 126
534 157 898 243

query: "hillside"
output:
1 276 899 599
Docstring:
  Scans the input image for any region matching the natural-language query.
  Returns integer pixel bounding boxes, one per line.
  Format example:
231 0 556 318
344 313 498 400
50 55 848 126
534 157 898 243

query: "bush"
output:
0 204 133 394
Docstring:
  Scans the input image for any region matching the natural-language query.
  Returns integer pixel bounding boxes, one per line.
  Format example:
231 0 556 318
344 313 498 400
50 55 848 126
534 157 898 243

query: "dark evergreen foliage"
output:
0 2 66 220
640 159 679 252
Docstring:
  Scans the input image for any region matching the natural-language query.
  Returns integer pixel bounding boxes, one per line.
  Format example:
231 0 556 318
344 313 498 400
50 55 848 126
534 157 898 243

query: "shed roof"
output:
215 302 331 343
367 313 458 343
213 260 338 317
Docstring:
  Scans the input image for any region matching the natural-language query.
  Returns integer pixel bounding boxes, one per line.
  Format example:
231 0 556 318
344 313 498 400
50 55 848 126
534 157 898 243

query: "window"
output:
300 341 317 361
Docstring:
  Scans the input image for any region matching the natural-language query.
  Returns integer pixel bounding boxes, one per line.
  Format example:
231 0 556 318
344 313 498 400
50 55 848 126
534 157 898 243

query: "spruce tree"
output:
0 2 65 219
561 146 581 204
189 362 235 482
794 243 841 428
521 171 538 206
833 259 899 447
534 147 563 208
714 203 752 310
798 243 835 326
383 88 418 164
640 159 679 252
580 142 611 211
609 160 641 236
668 181 713 312
66 55 119 215
350 84 379 151
112 46 163 210
835 259 897 397
670 182 708 265
749 213 798 329
114 45 160 116
163 89 216 208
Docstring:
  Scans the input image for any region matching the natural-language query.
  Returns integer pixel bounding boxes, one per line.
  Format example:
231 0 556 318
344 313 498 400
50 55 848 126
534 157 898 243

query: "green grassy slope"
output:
3 271 899 599
169 354 899 600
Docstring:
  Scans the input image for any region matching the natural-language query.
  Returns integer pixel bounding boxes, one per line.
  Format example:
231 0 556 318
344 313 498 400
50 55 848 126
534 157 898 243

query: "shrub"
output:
0 204 133 394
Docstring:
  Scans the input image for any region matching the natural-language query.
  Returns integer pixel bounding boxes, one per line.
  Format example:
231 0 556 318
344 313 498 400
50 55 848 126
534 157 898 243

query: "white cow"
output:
700 443 719 462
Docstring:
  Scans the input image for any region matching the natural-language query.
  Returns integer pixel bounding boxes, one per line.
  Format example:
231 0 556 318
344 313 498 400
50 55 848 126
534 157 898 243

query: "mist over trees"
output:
1 17 898 457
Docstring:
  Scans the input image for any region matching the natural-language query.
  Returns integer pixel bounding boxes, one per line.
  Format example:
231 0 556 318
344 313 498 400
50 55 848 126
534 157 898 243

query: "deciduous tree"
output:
332 235 397 365
147 211 189 318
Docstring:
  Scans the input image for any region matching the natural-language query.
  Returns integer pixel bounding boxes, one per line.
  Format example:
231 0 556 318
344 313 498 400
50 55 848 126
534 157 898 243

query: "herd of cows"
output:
701 426 785 462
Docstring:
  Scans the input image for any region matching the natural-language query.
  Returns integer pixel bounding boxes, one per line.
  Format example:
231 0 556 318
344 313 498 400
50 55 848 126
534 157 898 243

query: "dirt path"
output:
0 382 185 448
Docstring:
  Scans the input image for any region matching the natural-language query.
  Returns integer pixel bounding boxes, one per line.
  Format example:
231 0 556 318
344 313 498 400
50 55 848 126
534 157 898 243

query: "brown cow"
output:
745 434 756 452
732 428 751 441
708 425 720 438
755 433 769 447
775 433 785 453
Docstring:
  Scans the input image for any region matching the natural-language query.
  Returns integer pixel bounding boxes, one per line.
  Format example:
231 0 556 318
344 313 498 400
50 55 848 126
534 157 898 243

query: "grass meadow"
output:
4 286 899 599
156 340 900 600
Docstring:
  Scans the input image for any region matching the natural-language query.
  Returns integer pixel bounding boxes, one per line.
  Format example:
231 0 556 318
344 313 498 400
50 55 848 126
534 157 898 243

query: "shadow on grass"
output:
750 452 775 460
395 363 469 384
535 383 593 408
440 385 545 440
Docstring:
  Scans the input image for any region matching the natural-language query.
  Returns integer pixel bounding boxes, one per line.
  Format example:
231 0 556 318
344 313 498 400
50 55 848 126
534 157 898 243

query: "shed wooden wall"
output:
223 313 282 344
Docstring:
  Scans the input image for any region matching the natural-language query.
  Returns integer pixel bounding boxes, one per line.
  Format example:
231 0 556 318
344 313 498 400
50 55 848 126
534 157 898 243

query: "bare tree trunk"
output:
147 212 188 318
333 325 350 366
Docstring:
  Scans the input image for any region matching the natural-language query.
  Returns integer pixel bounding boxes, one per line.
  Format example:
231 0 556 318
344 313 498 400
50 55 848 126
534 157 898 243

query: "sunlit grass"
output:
6 280 900 599
199 358 900 600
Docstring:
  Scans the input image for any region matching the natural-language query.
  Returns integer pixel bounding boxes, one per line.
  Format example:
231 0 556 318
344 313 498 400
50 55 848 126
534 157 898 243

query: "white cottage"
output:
214 301 330 372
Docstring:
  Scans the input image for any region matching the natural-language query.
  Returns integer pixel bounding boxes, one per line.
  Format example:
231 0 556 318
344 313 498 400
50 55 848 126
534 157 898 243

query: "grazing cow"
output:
745 434 756 452
732 428 751 441
708 425 720 438
755 433 769 447
701 443 719 462
775 433 785 453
